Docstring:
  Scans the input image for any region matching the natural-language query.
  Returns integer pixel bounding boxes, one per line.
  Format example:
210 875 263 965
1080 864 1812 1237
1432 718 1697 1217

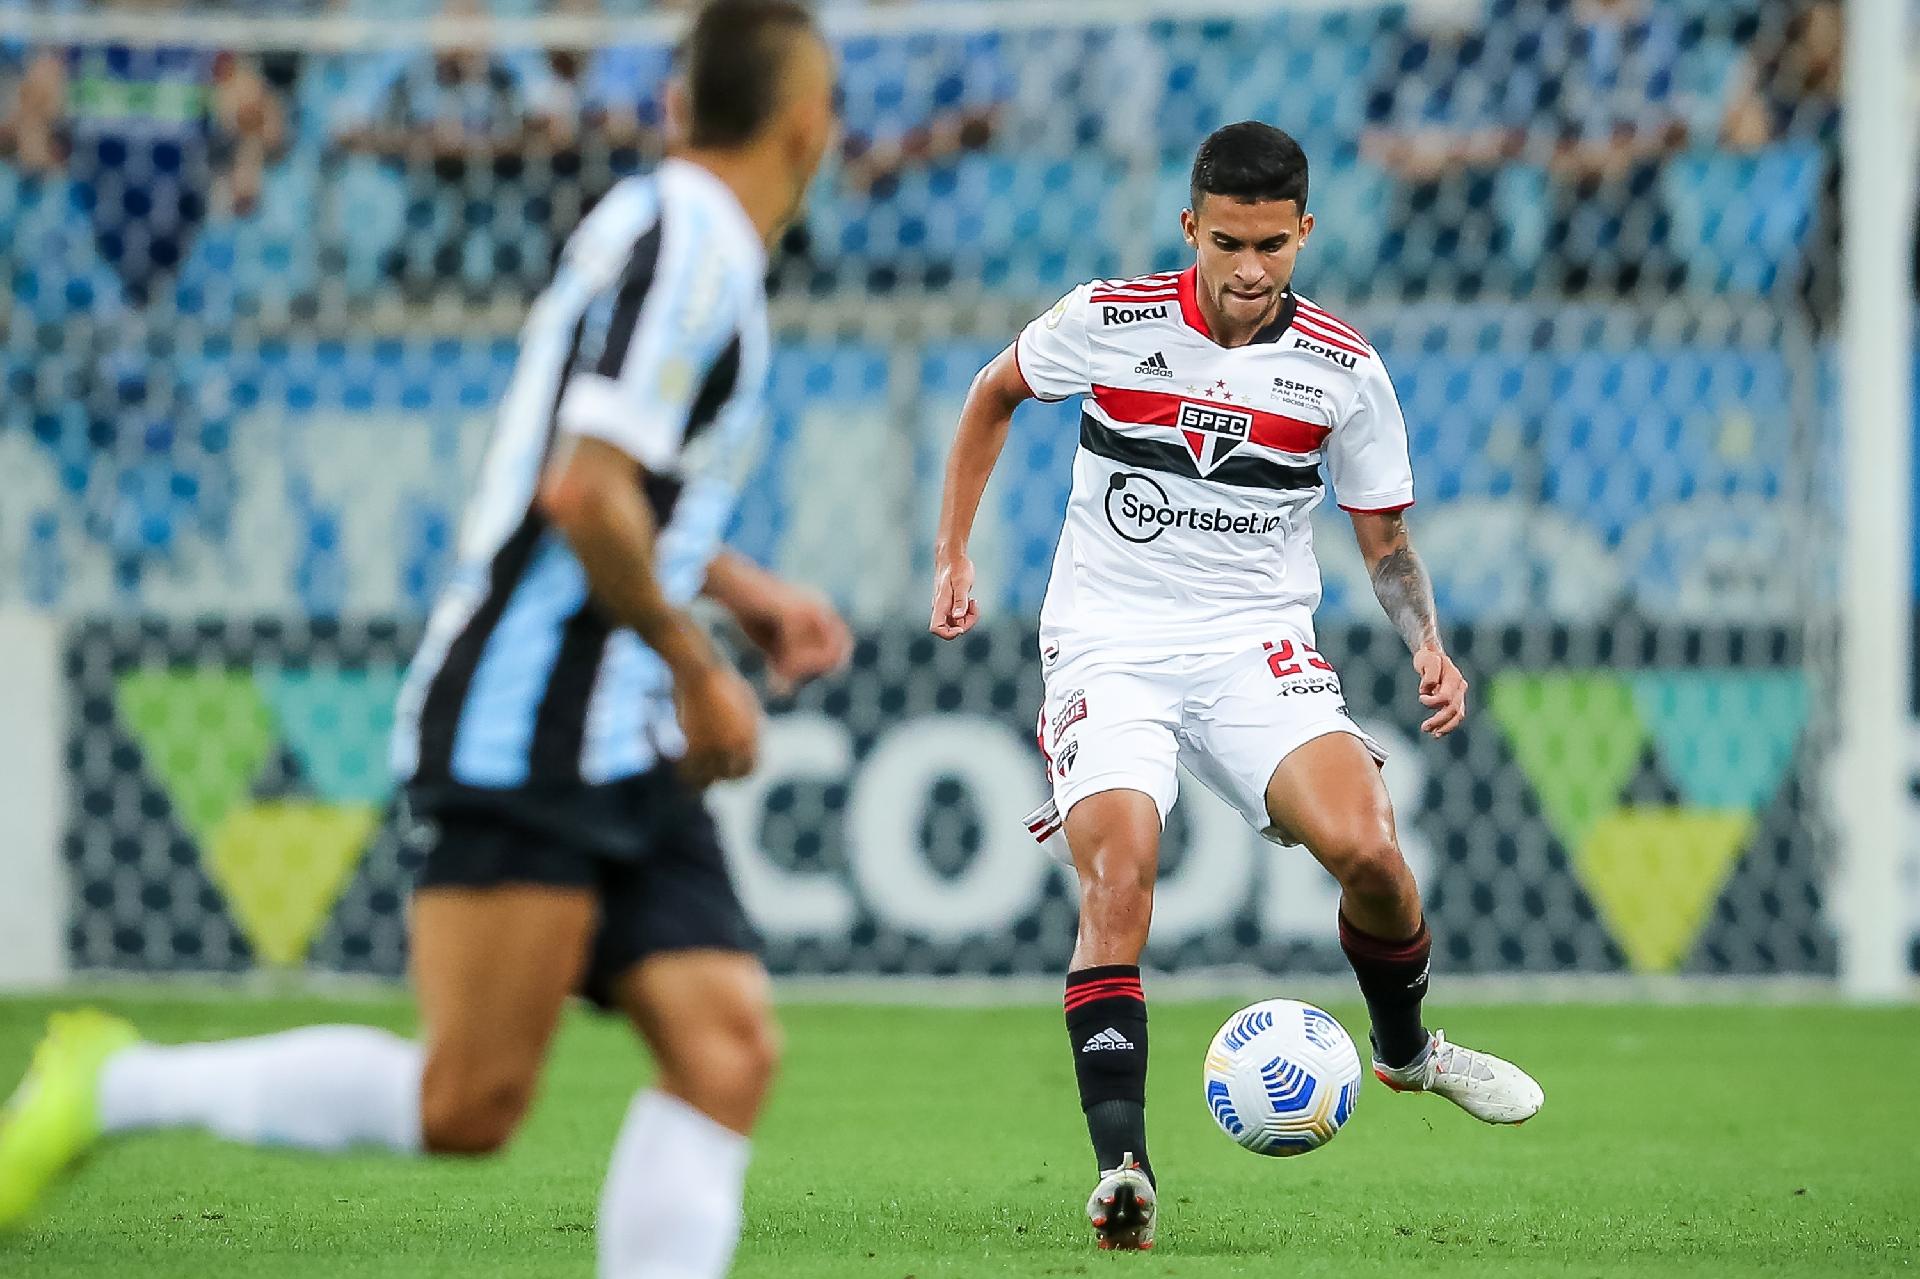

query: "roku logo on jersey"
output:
1104 471 1284 544
1293 336 1357 369
1101 303 1169 326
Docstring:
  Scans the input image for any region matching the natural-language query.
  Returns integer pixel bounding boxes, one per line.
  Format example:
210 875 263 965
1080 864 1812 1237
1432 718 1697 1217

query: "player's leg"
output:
1264 732 1542 1123
1186 637 1540 1124
1041 659 1181 1249
584 775 772 1279
1261 731 1430 1066
600 952 777 1279
1063 787 1161 1182
411 883 596 1153
0 814 597 1228
1062 788 1163 1250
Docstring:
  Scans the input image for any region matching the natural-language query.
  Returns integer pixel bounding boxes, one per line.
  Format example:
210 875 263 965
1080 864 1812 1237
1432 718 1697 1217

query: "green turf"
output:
1 993 1916 1277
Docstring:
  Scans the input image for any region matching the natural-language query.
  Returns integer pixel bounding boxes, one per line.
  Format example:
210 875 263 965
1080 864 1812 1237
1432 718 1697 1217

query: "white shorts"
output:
1032 628 1386 847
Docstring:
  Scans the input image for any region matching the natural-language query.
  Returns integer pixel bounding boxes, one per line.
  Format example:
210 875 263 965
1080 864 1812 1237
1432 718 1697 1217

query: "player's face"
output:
1182 197 1313 331
780 36 840 202
771 34 840 223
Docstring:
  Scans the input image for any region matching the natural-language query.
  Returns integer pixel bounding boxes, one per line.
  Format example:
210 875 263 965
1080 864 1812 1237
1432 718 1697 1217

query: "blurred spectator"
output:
825 0 1014 289
1005 21 1162 163
333 0 566 297
576 13 673 164
6 2 284 307
1720 0 1841 151
1362 3 1549 297
1534 0 1691 294
1721 0 1844 318
1 0 280 593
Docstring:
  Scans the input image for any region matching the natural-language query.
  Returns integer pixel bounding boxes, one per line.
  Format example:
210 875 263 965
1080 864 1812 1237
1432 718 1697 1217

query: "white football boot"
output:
1372 1030 1544 1125
1085 1152 1155 1251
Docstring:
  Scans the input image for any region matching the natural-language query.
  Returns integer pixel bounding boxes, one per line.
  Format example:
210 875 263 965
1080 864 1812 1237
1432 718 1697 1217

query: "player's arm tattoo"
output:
1365 513 1441 655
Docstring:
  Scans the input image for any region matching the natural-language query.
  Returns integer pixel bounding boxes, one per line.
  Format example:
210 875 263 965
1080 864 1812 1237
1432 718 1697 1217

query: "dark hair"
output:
1189 121 1310 211
679 0 821 149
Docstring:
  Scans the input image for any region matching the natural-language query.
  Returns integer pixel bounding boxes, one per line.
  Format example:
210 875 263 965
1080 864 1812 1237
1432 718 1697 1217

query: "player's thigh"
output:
1042 655 1185 841
412 885 595 1067
1183 636 1388 846
410 815 599 1144
1262 730 1398 858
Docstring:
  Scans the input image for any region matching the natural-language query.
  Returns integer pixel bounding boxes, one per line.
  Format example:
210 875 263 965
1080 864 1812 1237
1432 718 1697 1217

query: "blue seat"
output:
1539 348 1793 542
1665 144 1825 295
1389 349 1537 506
808 152 1121 291
728 343 893 614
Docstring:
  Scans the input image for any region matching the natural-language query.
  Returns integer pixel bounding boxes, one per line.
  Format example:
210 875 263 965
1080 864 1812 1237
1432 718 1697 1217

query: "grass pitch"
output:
1 992 1915 1277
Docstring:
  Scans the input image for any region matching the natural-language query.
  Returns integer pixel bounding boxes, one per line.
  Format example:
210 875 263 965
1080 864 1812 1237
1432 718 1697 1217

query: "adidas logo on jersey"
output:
1082 1028 1136 1053
1135 351 1173 378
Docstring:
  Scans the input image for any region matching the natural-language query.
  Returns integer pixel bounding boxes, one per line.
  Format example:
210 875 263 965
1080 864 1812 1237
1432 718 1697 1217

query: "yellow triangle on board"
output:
1574 808 1756 973
205 802 379 967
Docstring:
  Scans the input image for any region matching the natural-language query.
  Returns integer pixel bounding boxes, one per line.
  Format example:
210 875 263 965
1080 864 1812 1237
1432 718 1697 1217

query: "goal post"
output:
1836 0 1917 1000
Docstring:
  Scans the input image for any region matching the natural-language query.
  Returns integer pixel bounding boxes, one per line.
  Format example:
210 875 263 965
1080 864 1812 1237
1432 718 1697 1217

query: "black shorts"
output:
408 767 758 1011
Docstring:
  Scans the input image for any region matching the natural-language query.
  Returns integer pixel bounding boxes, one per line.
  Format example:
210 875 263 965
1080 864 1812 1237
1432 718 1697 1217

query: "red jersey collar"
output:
1176 267 1298 346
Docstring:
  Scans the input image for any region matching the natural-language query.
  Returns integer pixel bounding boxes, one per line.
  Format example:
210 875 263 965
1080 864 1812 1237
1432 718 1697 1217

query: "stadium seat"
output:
1383 346 1536 505
1664 144 1826 295
1540 348 1793 543
807 153 1120 292
732 343 897 619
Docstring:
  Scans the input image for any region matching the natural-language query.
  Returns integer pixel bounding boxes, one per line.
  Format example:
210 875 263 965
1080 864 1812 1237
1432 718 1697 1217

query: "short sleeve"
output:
1326 358 1415 514
1014 283 1093 402
556 216 742 471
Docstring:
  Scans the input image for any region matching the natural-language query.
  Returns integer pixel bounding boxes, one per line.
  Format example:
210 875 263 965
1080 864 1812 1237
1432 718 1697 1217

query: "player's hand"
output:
674 662 762 786
1413 647 1468 738
749 584 853 697
929 554 979 640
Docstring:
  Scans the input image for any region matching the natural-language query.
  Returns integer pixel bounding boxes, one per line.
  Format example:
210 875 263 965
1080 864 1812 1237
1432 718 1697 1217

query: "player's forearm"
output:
934 378 1017 561
1365 525 1443 657
542 457 721 679
702 550 788 631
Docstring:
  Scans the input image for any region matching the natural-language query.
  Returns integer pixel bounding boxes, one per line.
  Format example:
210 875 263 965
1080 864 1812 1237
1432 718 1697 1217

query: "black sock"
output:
1064 965 1152 1185
1338 913 1432 1069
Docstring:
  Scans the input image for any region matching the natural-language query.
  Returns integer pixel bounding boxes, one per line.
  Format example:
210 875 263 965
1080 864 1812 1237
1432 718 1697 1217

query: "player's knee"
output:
662 1002 783 1125
1319 826 1408 903
1076 824 1157 899
673 1027 781 1128
419 1056 538 1155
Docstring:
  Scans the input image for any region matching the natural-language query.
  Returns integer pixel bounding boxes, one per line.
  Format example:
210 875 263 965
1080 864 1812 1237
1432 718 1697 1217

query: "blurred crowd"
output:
0 0 1856 309
0 0 1868 599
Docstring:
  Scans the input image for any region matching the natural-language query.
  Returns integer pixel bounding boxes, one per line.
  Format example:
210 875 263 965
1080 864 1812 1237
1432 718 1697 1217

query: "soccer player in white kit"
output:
930 122 1543 1250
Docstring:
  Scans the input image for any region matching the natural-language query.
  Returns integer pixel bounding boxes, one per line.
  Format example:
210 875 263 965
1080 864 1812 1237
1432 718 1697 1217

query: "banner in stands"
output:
64 619 1827 980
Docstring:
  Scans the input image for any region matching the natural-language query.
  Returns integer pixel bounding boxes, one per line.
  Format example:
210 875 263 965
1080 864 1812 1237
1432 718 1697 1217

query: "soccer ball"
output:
1203 999 1362 1157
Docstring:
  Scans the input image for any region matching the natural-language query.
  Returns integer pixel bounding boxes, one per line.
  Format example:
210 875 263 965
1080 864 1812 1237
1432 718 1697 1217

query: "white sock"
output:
99 1024 423 1154
598 1090 751 1279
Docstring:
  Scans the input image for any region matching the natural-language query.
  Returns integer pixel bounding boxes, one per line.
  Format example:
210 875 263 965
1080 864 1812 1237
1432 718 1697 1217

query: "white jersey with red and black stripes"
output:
1014 266 1412 655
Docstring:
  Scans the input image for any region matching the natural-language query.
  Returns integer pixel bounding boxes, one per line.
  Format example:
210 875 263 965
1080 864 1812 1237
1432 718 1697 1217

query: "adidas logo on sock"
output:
1082 1027 1135 1053
1134 351 1173 378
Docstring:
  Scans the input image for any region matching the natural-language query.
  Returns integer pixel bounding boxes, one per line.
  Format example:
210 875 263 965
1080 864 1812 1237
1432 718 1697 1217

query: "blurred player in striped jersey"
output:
1 5 848 1275
931 122 1543 1251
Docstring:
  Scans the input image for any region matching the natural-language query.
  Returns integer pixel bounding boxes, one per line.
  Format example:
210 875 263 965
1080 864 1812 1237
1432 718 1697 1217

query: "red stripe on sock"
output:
1064 977 1144 997
1064 982 1145 1011
1337 915 1430 964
